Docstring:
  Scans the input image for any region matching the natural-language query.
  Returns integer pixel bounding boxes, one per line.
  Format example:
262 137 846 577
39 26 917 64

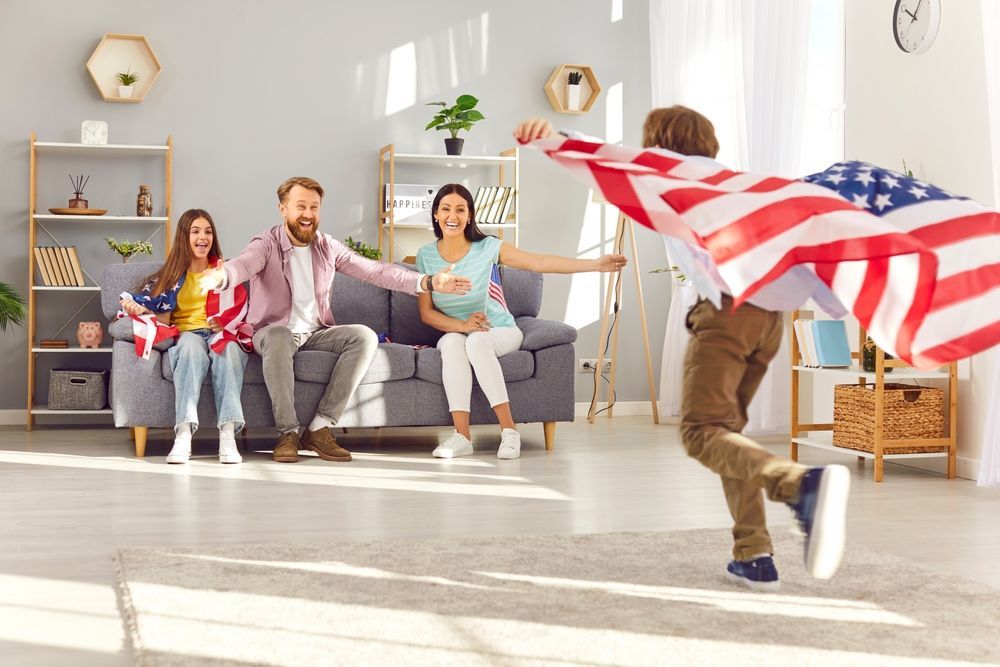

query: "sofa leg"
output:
134 427 148 457
543 422 556 450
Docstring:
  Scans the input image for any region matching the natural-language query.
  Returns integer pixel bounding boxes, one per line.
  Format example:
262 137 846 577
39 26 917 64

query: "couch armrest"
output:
107 317 175 352
516 316 578 351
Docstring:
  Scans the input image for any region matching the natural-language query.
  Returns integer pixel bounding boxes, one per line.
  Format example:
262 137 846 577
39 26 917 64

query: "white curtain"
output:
651 0 840 434
977 0 1000 487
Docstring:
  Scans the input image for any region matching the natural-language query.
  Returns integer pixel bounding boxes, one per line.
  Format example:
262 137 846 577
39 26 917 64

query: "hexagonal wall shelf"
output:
86 33 162 103
544 64 601 114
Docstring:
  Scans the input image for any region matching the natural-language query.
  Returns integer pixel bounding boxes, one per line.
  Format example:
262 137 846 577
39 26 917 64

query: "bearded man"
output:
198 177 471 463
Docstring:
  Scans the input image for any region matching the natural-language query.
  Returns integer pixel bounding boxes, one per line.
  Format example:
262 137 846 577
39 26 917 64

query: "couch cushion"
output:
413 347 534 385
163 342 415 386
389 290 445 346
331 271 390 333
502 268 543 318
101 262 163 320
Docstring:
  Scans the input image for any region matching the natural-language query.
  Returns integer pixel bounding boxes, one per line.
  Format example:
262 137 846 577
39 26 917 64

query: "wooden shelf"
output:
34 142 169 153
32 286 100 292
85 33 163 103
34 215 168 222
792 433 949 460
792 365 950 380
31 348 112 353
544 64 602 114
387 153 517 166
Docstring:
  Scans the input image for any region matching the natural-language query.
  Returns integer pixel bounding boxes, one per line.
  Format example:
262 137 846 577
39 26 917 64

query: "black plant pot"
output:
444 137 464 156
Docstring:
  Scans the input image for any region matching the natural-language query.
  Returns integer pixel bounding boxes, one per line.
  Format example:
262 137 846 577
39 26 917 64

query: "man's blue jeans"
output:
168 329 248 434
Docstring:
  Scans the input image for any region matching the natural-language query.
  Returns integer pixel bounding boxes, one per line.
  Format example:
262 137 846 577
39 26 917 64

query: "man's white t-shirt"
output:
287 245 321 334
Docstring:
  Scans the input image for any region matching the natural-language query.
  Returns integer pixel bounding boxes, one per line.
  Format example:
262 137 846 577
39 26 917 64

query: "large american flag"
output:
529 137 1000 368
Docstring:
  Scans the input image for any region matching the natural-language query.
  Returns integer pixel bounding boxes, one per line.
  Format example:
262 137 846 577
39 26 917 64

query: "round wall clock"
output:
893 0 941 54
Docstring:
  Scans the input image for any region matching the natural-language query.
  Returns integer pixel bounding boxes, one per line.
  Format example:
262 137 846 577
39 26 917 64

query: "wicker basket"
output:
48 369 108 411
833 383 945 453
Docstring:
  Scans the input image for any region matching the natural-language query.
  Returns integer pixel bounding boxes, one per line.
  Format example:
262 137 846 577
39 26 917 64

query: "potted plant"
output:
566 71 584 111
116 67 140 98
425 94 485 156
345 236 382 261
0 282 26 332
105 238 152 263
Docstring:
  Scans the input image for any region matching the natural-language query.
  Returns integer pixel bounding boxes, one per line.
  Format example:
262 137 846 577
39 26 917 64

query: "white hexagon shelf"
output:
86 33 162 103
544 64 601 114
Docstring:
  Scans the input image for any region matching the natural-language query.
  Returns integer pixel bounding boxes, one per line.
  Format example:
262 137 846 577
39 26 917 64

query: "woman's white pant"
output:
437 326 524 412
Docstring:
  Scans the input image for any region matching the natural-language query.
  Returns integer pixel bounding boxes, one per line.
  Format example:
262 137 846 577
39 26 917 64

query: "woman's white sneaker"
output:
166 435 192 464
433 432 474 458
218 433 242 464
497 428 521 459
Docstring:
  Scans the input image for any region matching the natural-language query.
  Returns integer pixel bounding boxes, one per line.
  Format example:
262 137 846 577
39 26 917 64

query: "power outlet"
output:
578 358 612 373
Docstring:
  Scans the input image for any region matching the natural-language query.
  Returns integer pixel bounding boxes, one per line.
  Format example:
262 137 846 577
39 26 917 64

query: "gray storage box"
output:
48 369 108 410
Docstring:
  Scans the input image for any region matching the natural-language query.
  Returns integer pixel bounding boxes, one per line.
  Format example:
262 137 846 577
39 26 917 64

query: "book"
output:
472 186 487 212
813 320 852 367
42 247 66 286
478 187 498 222
382 183 437 223
486 187 510 224
54 247 73 286
57 247 79 287
33 247 52 286
497 188 515 223
66 246 86 286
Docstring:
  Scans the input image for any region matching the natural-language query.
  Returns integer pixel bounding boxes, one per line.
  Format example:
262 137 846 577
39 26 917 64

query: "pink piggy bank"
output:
77 322 103 349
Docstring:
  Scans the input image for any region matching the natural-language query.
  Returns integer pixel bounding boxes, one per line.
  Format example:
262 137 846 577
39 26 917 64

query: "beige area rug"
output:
114 529 1000 667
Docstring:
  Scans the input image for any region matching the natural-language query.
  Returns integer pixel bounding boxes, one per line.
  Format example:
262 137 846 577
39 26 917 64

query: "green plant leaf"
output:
0 282 26 331
456 110 485 122
455 94 478 107
425 117 446 130
425 101 447 107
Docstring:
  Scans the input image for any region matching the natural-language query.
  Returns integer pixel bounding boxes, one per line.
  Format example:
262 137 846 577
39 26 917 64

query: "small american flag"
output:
528 136 1000 368
488 263 508 311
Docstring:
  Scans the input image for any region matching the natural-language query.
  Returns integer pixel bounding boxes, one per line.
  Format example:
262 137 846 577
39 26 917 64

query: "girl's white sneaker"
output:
433 432 474 458
497 429 521 459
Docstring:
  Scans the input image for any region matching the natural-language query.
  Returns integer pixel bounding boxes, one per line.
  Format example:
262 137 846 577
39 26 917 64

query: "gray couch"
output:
101 261 577 457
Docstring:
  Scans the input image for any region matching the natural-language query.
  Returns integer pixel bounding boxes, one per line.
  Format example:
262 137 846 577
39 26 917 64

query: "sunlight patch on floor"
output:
474 571 922 627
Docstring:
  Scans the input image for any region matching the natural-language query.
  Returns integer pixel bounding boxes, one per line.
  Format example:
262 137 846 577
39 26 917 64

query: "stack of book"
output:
472 186 515 224
792 318 852 368
33 246 85 287
39 339 69 349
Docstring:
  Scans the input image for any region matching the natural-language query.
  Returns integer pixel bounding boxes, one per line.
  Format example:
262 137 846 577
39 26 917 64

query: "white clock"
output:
81 120 108 145
893 0 941 54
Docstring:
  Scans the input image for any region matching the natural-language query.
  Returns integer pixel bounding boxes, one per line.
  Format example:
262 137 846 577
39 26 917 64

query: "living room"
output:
2 1 1000 665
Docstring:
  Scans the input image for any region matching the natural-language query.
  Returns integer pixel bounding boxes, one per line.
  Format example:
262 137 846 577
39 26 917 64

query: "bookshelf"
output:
26 134 172 429
789 309 958 482
377 144 519 262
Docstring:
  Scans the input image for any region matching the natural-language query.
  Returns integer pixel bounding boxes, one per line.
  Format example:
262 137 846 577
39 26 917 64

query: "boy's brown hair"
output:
277 176 324 202
642 106 720 158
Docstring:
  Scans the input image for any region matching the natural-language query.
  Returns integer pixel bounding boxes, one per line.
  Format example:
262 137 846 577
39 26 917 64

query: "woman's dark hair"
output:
139 209 222 296
430 183 489 242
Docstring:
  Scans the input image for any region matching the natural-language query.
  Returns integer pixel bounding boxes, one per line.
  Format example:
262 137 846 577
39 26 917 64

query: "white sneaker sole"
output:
219 453 242 464
725 571 781 592
497 446 520 460
165 455 190 464
805 464 851 579
432 445 473 459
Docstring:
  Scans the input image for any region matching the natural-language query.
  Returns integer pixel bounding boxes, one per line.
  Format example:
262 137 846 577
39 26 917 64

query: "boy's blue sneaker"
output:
787 465 851 579
726 556 780 592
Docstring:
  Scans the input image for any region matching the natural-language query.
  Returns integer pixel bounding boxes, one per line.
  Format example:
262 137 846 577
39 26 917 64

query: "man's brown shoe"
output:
272 431 301 463
301 427 352 462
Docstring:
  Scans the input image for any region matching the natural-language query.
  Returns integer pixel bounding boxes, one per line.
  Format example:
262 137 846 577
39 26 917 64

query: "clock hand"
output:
903 8 916 21
912 0 924 20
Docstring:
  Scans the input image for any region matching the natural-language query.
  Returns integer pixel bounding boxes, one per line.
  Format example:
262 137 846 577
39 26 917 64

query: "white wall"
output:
845 0 997 477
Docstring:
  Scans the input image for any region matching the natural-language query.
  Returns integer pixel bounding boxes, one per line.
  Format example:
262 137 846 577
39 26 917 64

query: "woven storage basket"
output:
833 383 945 453
48 369 108 410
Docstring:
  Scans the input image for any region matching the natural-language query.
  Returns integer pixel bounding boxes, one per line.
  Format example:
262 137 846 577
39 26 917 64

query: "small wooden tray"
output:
48 208 108 216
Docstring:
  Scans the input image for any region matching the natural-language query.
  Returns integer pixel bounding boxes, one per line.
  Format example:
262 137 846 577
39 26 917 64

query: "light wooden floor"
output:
1 417 999 666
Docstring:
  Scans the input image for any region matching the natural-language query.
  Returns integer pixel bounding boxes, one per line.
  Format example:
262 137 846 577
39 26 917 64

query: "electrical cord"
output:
587 221 626 418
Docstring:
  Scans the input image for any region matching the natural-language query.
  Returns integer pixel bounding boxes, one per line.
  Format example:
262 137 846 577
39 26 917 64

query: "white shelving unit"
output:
789 310 957 482
26 134 172 428
377 144 519 262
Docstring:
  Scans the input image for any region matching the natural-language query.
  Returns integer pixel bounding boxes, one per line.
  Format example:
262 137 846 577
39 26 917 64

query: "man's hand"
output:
462 312 491 333
513 118 553 143
432 264 472 294
120 296 152 317
198 260 226 294
594 254 628 272
207 318 223 333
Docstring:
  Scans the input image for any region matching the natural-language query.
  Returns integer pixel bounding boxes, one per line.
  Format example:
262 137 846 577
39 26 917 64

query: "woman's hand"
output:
462 312 491 333
513 118 553 143
120 296 152 317
595 254 628 272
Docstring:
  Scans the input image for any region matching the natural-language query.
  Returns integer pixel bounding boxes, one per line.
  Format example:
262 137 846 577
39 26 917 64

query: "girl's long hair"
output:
430 184 490 242
140 209 222 296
